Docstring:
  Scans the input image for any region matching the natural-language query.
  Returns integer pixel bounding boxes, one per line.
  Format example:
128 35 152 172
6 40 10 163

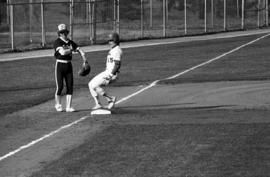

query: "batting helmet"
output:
108 32 120 45
78 62 91 76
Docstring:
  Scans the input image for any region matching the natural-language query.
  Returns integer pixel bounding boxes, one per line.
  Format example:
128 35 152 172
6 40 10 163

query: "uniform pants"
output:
55 61 73 95
88 71 118 97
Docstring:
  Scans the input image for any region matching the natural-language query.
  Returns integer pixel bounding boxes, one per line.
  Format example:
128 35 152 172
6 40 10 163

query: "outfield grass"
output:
1 33 270 176
1 34 269 116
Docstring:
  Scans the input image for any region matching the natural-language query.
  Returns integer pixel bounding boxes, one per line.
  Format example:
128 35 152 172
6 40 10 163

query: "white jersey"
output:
106 45 122 73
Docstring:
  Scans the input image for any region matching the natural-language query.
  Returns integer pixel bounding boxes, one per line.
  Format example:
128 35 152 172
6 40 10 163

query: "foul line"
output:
116 33 270 104
1 33 269 162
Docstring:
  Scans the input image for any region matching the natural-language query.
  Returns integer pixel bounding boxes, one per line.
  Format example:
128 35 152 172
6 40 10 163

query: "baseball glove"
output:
78 62 91 76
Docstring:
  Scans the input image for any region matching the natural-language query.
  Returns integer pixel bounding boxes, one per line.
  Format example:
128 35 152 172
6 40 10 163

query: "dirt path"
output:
121 81 270 110
0 80 269 176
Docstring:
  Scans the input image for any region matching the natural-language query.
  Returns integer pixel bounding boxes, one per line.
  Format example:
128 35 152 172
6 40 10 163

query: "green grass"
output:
1 34 269 116
31 109 270 177
2 33 270 177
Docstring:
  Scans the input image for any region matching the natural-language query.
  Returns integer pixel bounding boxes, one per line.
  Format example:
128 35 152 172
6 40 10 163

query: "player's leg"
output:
89 88 102 109
103 74 117 109
91 86 115 109
104 94 116 109
89 71 117 109
88 77 103 109
65 63 75 112
55 62 64 112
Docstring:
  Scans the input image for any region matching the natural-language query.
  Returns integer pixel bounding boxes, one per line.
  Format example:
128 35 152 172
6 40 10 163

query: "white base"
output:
91 109 111 115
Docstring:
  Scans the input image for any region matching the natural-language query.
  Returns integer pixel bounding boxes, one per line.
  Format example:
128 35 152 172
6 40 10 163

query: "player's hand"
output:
61 46 72 55
69 45 74 51
82 60 88 67
104 73 113 80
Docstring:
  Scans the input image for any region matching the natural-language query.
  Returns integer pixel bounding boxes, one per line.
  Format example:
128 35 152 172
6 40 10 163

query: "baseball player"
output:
54 24 88 112
88 32 122 110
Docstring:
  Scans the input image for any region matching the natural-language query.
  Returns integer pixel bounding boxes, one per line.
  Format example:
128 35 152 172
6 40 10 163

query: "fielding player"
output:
88 32 123 110
54 24 88 112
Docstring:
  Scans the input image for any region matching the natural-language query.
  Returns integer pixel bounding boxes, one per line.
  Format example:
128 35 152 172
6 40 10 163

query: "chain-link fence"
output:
0 0 269 52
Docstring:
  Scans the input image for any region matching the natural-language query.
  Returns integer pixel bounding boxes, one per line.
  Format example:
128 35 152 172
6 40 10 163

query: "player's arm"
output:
54 39 72 56
76 47 87 63
105 60 121 81
71 41 87 63
56 46 72 55
56 40 73 56
110 50 122 76
111 60 121 75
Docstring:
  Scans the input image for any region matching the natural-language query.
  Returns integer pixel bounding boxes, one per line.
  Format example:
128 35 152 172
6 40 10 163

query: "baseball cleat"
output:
107 96 116 109
92 104 103 110
55 104 63 112
66 107 76 112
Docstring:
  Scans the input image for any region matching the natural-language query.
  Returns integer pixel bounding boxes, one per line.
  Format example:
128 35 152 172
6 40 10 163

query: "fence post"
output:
150 0 152 27
241 0 245 29
224 0 227 31
257 0 260 28
237 0 240 18
90 0 96 44
116 0 120 34
166 0 168 22
41 0 45 47
184 0 187 34
88 0 91 41
85 0 88 23
211 0 214 28
70 0 74 40
29 0 33 43
163 0 166 37
204 0 207 32
113 0 120 34
6 0 9 25
9 2 14 50
113 0 116 31
266 0 269 26
141 0 144 38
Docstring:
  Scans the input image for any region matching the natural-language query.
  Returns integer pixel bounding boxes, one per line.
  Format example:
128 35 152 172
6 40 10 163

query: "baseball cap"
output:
58 24 69 33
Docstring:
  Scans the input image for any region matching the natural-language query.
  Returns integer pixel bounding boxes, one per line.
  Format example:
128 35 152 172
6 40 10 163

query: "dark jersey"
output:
54 38 78 61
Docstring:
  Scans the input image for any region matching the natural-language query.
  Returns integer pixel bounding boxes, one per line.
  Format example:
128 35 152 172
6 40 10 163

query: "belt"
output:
56 59 71 63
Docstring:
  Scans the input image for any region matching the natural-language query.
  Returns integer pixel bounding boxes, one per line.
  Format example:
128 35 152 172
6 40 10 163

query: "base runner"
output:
88 32 123 110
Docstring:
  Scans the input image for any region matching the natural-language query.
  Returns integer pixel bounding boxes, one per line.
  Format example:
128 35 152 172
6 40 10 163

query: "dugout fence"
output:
0 0 269 52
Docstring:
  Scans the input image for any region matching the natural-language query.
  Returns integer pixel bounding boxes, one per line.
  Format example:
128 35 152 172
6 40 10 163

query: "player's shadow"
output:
76 103 235 114
112 103 235 114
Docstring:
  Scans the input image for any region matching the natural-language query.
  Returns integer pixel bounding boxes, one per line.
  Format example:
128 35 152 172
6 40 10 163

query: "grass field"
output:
1 31 270 177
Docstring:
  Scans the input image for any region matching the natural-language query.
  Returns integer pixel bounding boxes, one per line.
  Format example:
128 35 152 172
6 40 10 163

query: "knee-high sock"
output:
89 84 100 105
66 94 72 108
55 95 61 105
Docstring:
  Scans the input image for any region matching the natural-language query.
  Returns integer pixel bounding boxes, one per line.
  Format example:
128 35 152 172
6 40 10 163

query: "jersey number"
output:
108 58 113 63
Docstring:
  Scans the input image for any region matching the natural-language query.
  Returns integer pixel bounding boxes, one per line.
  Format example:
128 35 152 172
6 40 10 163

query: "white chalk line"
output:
1 33 269 162
116 33 270 104
0 116 89 162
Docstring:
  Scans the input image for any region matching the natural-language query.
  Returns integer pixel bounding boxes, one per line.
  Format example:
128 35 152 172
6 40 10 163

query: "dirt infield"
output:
1 80 270 176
